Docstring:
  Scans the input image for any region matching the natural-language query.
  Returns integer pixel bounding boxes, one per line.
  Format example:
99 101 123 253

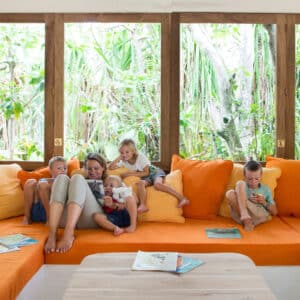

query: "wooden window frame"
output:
0 13 298 170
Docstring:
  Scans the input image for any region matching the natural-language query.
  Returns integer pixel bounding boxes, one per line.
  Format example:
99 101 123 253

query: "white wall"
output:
1 0 300 13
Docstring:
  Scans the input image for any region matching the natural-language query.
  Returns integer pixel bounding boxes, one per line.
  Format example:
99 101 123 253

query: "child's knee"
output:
24 179 38 189
136 180 146 189
153 181 163 190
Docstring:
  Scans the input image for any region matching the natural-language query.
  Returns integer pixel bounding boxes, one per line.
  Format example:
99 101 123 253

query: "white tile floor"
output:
17 264 300 300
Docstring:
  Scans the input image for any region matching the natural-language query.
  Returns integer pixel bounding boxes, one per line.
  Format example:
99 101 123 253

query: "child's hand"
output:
103 195 113 207
256 194 267 206
116 203 126 210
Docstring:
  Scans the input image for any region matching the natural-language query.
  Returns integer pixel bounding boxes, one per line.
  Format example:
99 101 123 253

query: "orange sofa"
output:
1 155 300 300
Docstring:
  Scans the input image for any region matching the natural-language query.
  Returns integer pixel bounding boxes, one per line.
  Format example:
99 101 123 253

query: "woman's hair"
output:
243 160 262 174
118 138 138 160
84 153 107 179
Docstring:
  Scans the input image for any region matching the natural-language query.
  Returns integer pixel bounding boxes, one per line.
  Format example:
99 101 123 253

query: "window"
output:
0 23 45 161
64 22 161 161
180 23 276 161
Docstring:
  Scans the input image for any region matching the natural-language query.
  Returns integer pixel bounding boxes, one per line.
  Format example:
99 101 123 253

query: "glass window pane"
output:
64 23 161 161
296 25 300 159
0 24 45 161
180 24 276 161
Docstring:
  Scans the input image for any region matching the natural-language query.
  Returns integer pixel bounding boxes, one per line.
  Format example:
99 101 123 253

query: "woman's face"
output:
86 159 104 179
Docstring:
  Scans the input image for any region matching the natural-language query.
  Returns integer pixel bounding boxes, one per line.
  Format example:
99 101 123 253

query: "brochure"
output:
176 255 204 274
132 251 179 272
0 233 38 248
205 227 241 238
0 243 19 254
132 251 204 274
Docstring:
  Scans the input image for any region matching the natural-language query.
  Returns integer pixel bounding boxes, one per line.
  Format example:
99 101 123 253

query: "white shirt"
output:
117 153 150 171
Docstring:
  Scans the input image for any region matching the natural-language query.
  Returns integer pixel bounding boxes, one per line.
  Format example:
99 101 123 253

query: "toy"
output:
112 186 132 203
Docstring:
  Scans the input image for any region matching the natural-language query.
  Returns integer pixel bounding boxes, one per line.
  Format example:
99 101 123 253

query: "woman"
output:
44 153 107 253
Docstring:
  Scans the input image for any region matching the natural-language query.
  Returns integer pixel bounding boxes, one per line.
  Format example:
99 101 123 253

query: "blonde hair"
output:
48 156 66 170
118 138 138 160
105 175 123 187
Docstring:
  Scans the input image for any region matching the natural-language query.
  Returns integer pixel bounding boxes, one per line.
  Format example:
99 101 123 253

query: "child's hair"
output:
105 175 123 187
48 156 66 169
84 153 107 179
118 138 138 159
243 160 262 174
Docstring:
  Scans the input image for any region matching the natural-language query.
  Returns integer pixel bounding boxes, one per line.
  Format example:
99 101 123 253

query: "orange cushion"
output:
17 157 80 188
0 164 24 220
171 154 233 219
266 156 300 216
218 163 281 217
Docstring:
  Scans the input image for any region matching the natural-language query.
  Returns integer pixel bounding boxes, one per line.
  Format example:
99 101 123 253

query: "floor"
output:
17 264 300 299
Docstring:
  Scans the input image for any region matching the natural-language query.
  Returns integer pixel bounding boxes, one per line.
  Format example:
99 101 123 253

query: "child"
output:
226 160 277 231
93 175 137 235
108 138 189 213
22 156 67 225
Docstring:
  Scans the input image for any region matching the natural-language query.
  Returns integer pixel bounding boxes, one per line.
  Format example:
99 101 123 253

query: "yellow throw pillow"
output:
0 164 24 220
138 169 185 223
218 163 281 217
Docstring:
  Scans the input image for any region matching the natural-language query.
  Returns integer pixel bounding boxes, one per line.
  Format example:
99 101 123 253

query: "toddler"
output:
93 175 137 235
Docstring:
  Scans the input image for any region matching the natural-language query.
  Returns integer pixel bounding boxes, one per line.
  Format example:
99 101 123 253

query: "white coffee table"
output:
63 252 276 299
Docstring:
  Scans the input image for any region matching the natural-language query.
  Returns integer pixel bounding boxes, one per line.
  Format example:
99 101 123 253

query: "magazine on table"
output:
0 233 38 248
132 251 203 273
205 227 241 238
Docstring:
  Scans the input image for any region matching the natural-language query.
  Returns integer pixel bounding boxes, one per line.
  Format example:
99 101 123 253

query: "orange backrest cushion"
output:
17 157 80 188
171 154 233 219
0 164 24 220
266 156 300 216
218 163 281 217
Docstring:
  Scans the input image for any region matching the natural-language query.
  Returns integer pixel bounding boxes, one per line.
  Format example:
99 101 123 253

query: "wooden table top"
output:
63 252 276 300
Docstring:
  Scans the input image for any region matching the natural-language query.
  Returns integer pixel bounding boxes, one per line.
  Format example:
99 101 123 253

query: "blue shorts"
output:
31 201 46 223
106 209 131 228
142 166 165 185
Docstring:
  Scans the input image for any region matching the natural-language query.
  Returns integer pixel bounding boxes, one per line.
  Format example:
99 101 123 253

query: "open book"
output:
132 251 203 273
0 243 19 254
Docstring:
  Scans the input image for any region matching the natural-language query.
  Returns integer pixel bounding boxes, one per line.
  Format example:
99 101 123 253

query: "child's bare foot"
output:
137 204 149 214
44 234 56 253
243 218 254 231
125 225 136 233
56 236 74 253
114 226 125 236
177 197 190 208
22 216 31 225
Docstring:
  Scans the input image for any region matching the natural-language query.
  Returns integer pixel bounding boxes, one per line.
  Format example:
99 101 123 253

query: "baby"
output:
93 175 137 235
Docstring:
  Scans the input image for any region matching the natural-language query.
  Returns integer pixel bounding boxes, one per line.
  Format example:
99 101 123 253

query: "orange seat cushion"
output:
266 156 300 216
45 216 300 266
17 157 80 188
219 163 281 217
171 155 233 219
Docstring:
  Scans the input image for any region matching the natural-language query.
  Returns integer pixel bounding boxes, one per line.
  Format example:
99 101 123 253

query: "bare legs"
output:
226 181 254 231
93 196 137 235
44 201 82 253
136 177 190 214
38 181 51 224
22 179 37 224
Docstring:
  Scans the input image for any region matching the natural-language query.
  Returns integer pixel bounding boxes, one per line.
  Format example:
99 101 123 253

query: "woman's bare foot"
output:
177 197 190 208
44 234 57 253
114 226 125 236
125 225 136 233
137 204 149 214
242 218 254 231
56 236 74 253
